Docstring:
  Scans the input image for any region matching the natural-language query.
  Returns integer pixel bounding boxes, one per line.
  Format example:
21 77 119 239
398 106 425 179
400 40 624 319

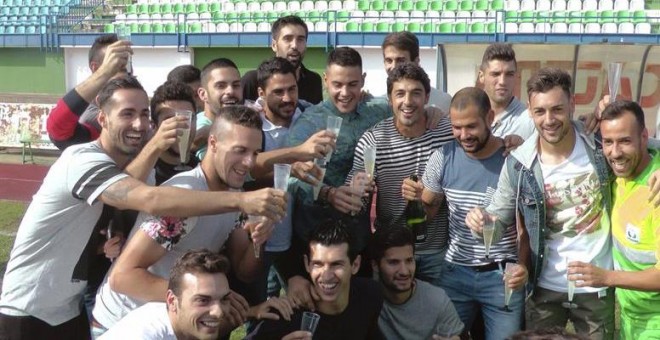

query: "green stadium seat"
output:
400 0 414 11
568 10 582 23
346 21 360 31
600 10 615 23
129 22 138 33
444 0 458 11
536 11 550 23
459 0 473 11
583 10 598 23
406 21 421 32
239 11 251 23
0 26 5 34
454 22 467 32
19 7 29 15
371 0 384 11
252 11 266 22
139 23 151 33
177 22 187 33
188 22 202 33
1 7 8 15
152 22 163 33
28 6 38 15
360 21 374 31
103 23 115 33
137 3 148 15
487 21 495 32
212 11 225 23
552 11 567 23
357 0 370 11
474 0 488 10
632 10 646 23
15 25 25 35
490 0 504 10
415 0 429 11
184 3 196 14
5 25 15 34
616 10 631 23
386 0 398 10
520 10 535 22
225 11 238 22
391 22 405 31
505 10 517 22
422 22 433 32
209 2 221 12
38 6 48 15
164 22 176 33
307 10 321 22
172 3 184 14
376 21 390 31
336 10 350 22
470 22 485 32
159 3 171 13
197 3 209 13
267 11 279 22
430 0 442 10
148 4 160 14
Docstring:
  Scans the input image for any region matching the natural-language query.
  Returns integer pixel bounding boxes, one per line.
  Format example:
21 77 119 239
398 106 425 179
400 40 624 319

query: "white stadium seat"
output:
229 22 242 32
315 0 328 10
601 22 617 32
613 0 629 10
584 22 600 33
520 0 535 10
536 0 551 11
243 22 257 32
568 22 583 32
598 0 614 10
504 22 518 32
257 22 271 31
566 0 582 10
551 0 567 10
635 22 651 33
552 22 568 32
343 0 356 10
273 1 286 11
618 22 634 33
506 0 520 10
329 0 342 10
582 0 597 10
518 22 535 32
535 22 551 32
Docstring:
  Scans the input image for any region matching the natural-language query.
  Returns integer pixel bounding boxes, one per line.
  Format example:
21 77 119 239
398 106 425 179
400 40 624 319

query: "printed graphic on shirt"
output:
142 216 195 250
544 171 602 236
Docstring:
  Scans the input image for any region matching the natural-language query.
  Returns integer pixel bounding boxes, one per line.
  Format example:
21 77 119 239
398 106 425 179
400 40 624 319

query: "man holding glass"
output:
91 105 283 335
570 101 660 339
347 62 453 287
466 68 616 338
421 87 525 339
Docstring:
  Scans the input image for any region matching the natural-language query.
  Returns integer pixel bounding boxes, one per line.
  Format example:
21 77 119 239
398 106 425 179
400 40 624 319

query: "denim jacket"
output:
486 121 613 292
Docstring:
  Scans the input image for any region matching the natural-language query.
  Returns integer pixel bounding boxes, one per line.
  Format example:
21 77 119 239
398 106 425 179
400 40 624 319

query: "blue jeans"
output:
414 249 446 287
440 260 524 340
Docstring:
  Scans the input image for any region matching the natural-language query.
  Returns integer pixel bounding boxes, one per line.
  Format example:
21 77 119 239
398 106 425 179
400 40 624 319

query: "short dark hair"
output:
167 65 201 85
526 67 572 100
256 57 297 91
382 31 420 62
481 43 516 70
327 47 362 69
167 249 230 297
308 219 358 262
507 327 589 340
450 87 492 119
150 81 197 123
386 62 431 97
89 34 118 65
210 105 263 137
371 227 414 263
600 100 646 132
97 76 145 110
200 58 239 89
271 15 308 40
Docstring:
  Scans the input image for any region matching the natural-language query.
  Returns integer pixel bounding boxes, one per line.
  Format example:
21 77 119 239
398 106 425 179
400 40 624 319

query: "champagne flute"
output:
563 257 578 309
325 115 343 162
246 214 265 258
363 145 376 180
608 62 622 103
115 25 133 75
312 158 327 201
502 262 515 312
174 110 193 171
482 210 496 260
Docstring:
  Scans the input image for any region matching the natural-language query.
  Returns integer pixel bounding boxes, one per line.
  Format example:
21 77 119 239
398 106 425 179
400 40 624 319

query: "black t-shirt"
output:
241 64 323 105
154 154 199 186
247 278 384 340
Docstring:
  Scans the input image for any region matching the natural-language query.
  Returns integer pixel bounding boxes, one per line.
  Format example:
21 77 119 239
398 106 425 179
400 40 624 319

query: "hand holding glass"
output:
273 163 292 192
312 158 327 201
503 262 516 312
482 210 496 259
174 110 194 171
325 116 342 162
350 171 368 215
563 257 578 309
608 62 622 103
115 26 133 75
301 311 320 334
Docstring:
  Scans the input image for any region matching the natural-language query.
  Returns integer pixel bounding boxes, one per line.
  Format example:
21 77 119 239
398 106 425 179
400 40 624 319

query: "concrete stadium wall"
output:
0 48 66 95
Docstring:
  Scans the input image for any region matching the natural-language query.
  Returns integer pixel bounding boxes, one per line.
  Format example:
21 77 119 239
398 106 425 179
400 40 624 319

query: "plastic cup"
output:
115 26 133 75
312 158 327 201
273 163 291 191
482 211 496 259
301 311 320 334
325 116 342 161
174 110 193 170
608 62 622 103
363 145 376 179
246 215 264 258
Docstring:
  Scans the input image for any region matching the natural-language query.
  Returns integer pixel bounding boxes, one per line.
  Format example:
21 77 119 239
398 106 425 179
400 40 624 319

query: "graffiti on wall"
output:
0 103 55 149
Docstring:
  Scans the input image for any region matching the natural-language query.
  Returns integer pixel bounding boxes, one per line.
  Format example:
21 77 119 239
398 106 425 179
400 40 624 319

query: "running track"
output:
0 163 50 202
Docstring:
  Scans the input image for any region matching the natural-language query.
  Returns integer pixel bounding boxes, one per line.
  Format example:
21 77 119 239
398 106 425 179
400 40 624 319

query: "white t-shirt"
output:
537 133 612 293
0 142 127 325
99 302 175 340
93 166 239 328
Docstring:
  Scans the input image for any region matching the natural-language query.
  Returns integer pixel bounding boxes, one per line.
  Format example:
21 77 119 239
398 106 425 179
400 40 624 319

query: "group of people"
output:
0 13 658 340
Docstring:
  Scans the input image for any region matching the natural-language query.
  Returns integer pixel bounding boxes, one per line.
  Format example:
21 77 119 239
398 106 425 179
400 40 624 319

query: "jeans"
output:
414 249 446 287
440 260 524 340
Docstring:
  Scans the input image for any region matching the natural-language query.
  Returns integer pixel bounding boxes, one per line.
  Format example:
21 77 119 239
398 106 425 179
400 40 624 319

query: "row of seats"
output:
505 9 648 23
0 15 51 24
0 6 64 15
507 0 645 11
101 18 653 33
0 0 68 5
0 25 45 33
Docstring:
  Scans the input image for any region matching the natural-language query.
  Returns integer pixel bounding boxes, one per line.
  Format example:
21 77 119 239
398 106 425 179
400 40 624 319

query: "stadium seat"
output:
441 10 456 22
103 23 115 33
535 22 551 32
437 22 452 32
613 0 628 10
243 21 257 31
429 0 441 10
315 0 328 10
361 21 374 31
551 11 567 22
328 0 342 10
357 0 370 11
474 0 488 10
584 22 600 32
552 0 567 10
380 10 394 20
400 0 414 11
568 22 583 32
520 0 535 10
618 21 634 32
365 10 380 20
518 22 534 31
416 0 429 11
257 21 270 31
632 10 646 23
490 0 504 10
486 21 496 32
390 22 404 31
273 1 285 11
247 1 260 11
426 10 440 20
215 22 229 32
628 0 644 10
635 22 651 33
599 0 614 10
582 0 597 10
600 10 615 23
444 0 458 11
472 10 487 21
315 21 328 31
583 10 598 23
454 21 467 32
346 21 359 31
410 10 425 21
470 21 485 32
520 10 535 22
537 0 551 10
505 0 520 10
459 0 473 10
615 9 631 22
407 21 421 31
343 0 356 10
234 2 247 11
601 22 617 32
229 22 242 32
552 22 568 32
566 0 582 10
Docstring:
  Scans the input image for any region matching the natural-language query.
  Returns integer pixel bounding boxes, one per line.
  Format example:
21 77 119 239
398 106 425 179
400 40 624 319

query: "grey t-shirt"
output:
491 97 535 139
378 279 463 339
79 103 102 132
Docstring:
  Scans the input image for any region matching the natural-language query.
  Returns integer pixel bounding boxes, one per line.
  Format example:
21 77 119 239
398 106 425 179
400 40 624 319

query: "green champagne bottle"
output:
404 174 427 243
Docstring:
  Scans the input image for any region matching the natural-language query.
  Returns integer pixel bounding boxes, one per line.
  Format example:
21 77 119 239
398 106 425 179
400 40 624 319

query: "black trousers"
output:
0 312 90 340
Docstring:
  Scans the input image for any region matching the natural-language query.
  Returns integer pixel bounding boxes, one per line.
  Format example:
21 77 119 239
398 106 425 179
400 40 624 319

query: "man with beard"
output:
192 58 242 160
0 77 287 339
346 62 453 287
241 15 322 105
421 87 527 339
372 226 463 339
570 101 660 339
167 65 204 112
466 68 616 339
380 31 452 114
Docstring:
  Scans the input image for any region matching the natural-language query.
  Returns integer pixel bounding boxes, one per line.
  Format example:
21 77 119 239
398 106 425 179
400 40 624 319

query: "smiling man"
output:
247 220 384 340
242 16 322 105
99 249 232 339
193 58 243 160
